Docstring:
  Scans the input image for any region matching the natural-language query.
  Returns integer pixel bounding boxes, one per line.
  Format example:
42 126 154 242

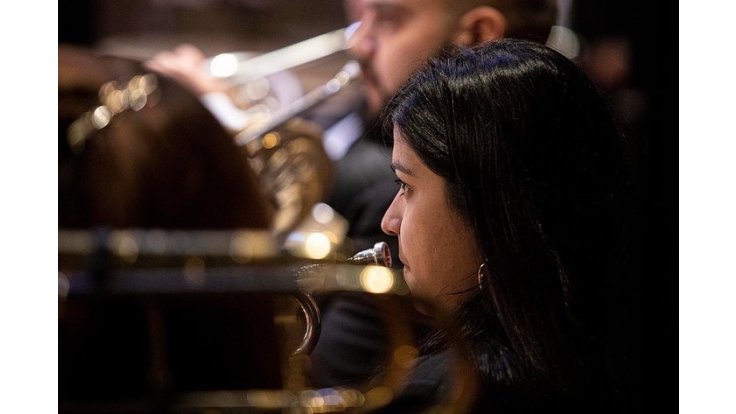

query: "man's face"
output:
348 0 459 116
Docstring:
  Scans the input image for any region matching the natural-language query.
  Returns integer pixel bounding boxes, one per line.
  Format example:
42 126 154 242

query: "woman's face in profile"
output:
381 130 482 310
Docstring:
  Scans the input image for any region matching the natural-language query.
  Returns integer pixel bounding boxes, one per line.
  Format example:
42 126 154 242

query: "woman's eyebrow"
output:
390 161 414 176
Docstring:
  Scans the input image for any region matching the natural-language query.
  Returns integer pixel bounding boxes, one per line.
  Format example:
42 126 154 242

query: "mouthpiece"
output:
346 242 392 268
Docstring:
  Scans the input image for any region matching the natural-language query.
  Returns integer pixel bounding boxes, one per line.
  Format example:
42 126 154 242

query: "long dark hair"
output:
59 45 273 229
386 39 638 408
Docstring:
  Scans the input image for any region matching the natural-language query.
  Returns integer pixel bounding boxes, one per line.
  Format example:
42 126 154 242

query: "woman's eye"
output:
394 178 409 194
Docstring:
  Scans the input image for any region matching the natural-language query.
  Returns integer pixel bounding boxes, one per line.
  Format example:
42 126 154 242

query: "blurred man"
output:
325 0 557 245
347 0 555 117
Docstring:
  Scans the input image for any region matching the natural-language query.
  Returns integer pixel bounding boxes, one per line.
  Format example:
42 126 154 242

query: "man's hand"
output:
145 44 228 95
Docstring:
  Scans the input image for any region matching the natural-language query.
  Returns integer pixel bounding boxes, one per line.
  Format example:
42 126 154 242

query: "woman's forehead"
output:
391 133 419 169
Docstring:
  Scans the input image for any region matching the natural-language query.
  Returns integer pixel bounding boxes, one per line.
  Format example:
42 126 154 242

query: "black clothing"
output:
309 293 390 387
324 122 394 220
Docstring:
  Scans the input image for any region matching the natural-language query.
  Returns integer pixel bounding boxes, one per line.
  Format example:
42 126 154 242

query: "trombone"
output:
204 23 360 82
58 228 478 413
204 25 364 236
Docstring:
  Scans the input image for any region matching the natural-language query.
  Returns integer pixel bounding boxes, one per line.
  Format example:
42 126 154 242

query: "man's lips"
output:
360 64 378 87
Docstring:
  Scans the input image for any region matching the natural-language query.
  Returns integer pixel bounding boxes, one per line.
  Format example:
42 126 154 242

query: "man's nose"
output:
347 18 374 59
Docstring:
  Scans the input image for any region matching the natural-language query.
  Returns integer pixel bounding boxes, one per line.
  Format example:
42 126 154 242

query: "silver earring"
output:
477 262 488 292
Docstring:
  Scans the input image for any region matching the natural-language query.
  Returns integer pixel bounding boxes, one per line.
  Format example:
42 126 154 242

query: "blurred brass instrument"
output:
59 23 483 414
59 229 478 413
293 241 393 355
204 26 361 236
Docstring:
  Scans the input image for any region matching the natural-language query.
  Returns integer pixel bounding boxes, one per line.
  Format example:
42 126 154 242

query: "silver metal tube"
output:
345 242 393 268
234 60 361 146
205 25 354 81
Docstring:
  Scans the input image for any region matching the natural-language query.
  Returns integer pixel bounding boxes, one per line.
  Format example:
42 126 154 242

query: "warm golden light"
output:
112 232 139 263
299 387 366 411
229 234 254 263
91 106 112 129
359 266 394 293
304 232 332 259
229 231 278 262
262 132 280 149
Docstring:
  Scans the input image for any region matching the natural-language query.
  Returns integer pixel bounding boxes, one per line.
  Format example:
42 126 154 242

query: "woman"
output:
379 39 639 412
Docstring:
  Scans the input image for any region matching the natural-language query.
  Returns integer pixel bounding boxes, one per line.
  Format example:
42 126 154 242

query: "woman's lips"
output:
399 255 408 270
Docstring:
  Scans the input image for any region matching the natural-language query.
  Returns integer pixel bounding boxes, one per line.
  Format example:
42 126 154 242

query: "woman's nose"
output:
381 193 401 236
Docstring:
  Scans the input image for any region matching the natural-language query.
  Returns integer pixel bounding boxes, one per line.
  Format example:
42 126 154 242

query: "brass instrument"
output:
204 26 361 236
59 229 479 413
59 25 483 414
293 241 392 355
236 62 361 236
204 25 356 82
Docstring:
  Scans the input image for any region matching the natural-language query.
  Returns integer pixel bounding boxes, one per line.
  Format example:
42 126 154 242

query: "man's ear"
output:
453 6 507 46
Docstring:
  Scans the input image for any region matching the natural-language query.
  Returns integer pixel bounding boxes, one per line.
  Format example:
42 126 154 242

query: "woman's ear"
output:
452 6 508 46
